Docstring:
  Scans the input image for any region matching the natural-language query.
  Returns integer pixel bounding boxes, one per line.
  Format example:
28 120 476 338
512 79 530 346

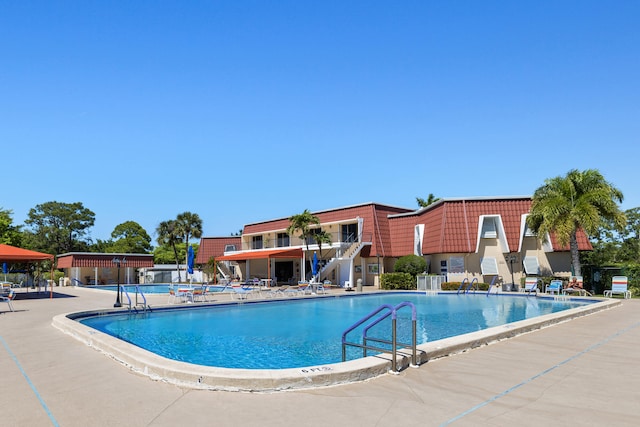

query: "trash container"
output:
502 283 513 292
357 278 363 292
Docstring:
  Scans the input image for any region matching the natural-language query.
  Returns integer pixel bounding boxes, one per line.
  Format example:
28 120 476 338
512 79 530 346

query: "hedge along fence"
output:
440 281 491 291
380 273 415 290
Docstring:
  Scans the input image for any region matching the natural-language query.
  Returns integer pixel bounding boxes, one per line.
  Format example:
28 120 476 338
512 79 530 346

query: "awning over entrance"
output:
216 248 303 261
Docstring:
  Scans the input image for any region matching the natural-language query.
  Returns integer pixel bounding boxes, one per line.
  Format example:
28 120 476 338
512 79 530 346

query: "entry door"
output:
275 261 294 284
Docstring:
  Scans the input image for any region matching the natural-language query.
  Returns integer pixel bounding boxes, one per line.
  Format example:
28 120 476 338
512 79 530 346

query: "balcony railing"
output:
240 231 373 252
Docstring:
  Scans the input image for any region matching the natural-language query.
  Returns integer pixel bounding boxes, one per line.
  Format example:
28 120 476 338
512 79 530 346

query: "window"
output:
341 224 358 243
224 244 236 252
480 257 499 275
277 233 290 247
306 228 321 246
523 256 539 275
449 256 464 274
251 236 263 250
414 224 424 256
481 217 497 238
523 224 536 237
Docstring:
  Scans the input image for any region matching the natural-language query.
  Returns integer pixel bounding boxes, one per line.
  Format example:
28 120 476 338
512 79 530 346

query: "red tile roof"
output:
196 237 242 264
243 203 413 257
203 198 593 261
388 197 592 256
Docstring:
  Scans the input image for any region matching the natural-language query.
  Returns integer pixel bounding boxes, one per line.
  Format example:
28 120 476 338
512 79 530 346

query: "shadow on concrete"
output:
14 291 77 300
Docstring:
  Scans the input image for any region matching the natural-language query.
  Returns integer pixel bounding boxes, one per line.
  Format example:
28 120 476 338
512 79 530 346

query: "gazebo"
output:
0 244 55 297
56 252 155 286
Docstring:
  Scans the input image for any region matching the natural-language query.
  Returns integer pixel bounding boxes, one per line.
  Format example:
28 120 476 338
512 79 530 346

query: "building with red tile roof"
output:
198 197 592 288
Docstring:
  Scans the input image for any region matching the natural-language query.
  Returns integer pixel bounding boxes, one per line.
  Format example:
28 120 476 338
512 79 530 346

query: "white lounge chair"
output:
522 277 539 295
604 276 631 299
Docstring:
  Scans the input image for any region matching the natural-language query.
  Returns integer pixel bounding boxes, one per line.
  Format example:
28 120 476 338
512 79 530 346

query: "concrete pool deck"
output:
1 286 639 426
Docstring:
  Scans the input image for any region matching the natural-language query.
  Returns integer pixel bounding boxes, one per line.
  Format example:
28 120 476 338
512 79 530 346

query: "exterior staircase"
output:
319 237 371 280
217 261 233 280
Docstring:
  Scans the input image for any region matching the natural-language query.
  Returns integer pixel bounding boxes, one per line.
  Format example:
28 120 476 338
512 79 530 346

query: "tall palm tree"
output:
176 211 203 269
287 209 320 278
156 220 182 282
526 169 626 277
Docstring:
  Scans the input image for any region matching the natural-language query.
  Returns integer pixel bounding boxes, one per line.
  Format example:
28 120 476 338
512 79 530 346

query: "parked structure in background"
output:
197 196 592 288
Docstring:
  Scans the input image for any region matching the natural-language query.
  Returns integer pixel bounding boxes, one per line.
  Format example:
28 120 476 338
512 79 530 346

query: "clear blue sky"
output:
2 1 638 243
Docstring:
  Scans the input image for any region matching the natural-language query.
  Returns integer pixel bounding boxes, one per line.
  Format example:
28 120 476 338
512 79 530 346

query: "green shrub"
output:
381 272 415 290
441 281 491 291
394 255 427 277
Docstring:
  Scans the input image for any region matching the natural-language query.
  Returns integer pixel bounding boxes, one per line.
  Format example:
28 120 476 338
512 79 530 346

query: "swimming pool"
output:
79 293 594 370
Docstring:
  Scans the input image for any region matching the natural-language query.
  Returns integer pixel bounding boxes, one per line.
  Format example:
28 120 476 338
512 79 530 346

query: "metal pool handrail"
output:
456 278 469 294
341 302 419 373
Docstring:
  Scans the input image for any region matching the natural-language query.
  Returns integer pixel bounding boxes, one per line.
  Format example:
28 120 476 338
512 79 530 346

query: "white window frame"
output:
414 224 425 256
475 215 510 253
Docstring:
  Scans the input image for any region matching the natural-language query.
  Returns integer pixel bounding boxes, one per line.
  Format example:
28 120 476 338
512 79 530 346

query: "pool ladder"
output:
341 302 422 373
122 286 152 313
456 278 478 294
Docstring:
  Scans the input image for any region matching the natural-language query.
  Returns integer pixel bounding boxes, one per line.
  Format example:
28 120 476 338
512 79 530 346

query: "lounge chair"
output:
299 281 314 295
168 285 194 303
282 284 303 297
314 282 327 295
168 286 177 304
563 276 591 296
604 276 631 299
522 277 539 295
545 280 563 295
192 285 210 302
0 289 15 312
231 285 254 300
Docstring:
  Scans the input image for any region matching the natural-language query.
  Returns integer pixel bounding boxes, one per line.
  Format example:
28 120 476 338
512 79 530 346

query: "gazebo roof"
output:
0 244 54 262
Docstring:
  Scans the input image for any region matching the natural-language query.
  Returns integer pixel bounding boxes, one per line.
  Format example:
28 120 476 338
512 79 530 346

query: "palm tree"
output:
313 229 333 261
156 220 182 282
176 211 203 268
416 193 440 208
287 209 320 278
526 169 626 277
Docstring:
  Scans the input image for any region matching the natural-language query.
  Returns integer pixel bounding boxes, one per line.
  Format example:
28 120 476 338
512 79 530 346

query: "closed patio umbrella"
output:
187 245 195 282
312 252 318 280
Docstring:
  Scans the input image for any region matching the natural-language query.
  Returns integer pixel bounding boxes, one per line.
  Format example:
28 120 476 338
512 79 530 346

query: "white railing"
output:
417 275 446 291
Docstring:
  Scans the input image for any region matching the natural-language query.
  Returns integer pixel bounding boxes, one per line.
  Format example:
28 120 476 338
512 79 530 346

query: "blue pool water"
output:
79 293 593 370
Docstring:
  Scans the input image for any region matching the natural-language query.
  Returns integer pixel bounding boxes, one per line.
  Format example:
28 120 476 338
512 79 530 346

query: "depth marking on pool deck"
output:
439 320 640 426
0 335 60 427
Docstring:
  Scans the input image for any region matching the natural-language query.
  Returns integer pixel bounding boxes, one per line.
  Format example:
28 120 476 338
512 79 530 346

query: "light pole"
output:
506 254 517 291
112 257 127 307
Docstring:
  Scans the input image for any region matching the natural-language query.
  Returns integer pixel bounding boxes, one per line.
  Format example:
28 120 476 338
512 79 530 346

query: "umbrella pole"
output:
50 263 54 299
